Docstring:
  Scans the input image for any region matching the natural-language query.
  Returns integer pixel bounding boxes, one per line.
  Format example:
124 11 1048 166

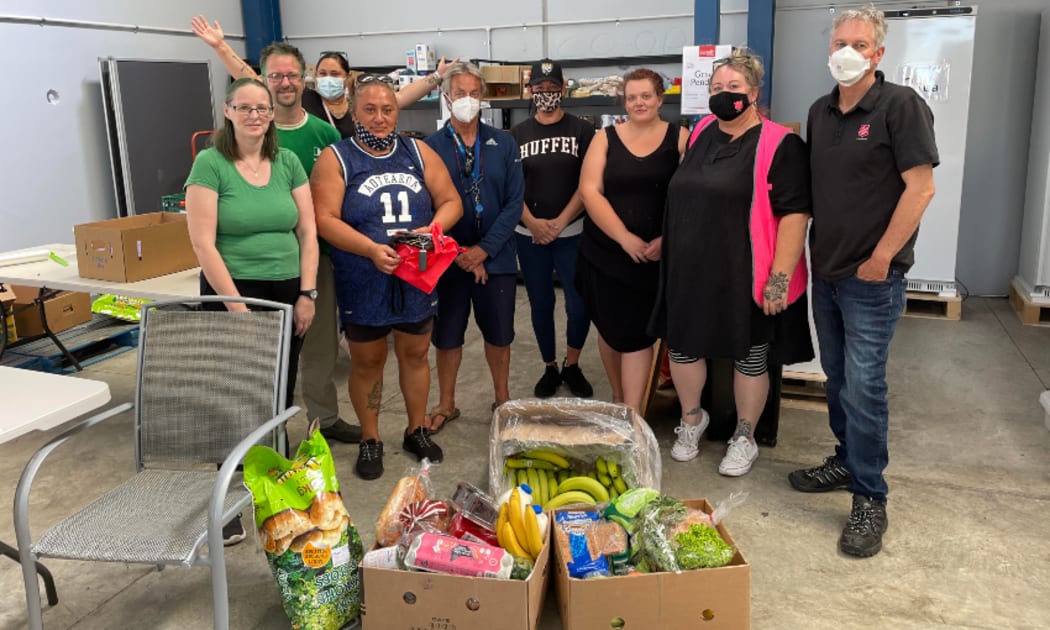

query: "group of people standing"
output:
185 4 936 558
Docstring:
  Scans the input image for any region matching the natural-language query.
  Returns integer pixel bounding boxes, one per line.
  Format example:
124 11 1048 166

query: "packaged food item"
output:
448 511 499 546
375 461 433 546
398 499 454 538
593 520 630 575
244 425 363 630
554 509 609 579
403 532 514 578
362 545 403 570
450 481 500 530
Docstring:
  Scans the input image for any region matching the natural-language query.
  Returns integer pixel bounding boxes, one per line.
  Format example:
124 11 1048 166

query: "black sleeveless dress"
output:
576 122 680 353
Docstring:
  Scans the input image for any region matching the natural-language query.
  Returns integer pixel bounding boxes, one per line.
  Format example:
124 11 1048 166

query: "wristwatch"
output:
299 289 318 300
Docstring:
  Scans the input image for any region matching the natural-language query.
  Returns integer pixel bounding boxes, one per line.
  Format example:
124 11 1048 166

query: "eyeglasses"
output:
229 104 274 117
357 74 395 85
265 72 303 83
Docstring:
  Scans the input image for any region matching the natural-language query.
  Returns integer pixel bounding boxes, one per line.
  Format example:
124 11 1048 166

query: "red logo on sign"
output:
858 124 870 138
698 45 718 57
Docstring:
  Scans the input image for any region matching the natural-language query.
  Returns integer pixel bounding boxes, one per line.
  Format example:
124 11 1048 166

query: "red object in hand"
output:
392 223 464 293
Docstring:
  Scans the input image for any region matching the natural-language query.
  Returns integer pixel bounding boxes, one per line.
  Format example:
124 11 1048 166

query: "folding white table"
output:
0 365 114 606
0 243 198 369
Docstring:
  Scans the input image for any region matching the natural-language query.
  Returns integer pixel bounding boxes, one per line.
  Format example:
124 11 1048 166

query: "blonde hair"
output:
712 47 765 90
832 3 888 48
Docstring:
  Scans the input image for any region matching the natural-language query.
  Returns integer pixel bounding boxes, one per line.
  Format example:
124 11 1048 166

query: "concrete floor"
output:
1 294 1048 629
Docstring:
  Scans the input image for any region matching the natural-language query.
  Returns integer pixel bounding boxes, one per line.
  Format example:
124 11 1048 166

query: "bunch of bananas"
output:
501 450 632 508
495 487 544 560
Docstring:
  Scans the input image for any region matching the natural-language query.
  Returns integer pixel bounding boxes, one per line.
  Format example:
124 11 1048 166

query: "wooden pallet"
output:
780 370 827 412
7 317 139 373
903 291 962 320
1009 278 1050 327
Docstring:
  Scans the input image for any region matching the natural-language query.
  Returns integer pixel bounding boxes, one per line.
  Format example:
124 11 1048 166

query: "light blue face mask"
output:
316 76 346 100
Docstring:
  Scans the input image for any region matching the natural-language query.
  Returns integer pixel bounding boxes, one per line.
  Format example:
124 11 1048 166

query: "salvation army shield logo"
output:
858 124 871 138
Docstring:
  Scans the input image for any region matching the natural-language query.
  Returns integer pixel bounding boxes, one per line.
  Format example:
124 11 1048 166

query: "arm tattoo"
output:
366 381 382 411
733 419 753 440
763 271 789 303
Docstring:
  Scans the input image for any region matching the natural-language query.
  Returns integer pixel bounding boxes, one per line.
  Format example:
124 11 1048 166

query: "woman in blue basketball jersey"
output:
313 76 462 480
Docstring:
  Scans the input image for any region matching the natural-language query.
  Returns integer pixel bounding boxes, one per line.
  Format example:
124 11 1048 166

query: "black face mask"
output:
709 91 751 121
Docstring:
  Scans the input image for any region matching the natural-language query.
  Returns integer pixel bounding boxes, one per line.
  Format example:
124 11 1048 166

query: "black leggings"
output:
200 275 303 409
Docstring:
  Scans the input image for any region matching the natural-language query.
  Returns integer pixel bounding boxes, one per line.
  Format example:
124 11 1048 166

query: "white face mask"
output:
316 76 345 100
828 46 871 87
448 95 481 123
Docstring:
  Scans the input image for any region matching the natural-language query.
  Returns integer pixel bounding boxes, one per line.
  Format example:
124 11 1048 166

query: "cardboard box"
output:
1 283 17 342
553 499 750 629
415 44 437 72
361 534 550 630
778 121 802 135
10 285 92 338
74 212 197 282
481 65 527 100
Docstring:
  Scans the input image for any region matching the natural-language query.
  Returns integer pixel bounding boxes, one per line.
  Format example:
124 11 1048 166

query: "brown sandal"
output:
427 406 461 434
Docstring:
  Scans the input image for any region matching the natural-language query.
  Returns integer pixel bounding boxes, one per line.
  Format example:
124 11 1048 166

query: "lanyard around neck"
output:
447 124 484 214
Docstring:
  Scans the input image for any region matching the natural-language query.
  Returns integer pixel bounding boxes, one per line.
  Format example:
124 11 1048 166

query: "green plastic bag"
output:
91 294 150 322
244 427 363 630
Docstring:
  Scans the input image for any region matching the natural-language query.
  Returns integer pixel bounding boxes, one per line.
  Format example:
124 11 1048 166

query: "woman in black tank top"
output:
577 68 687 411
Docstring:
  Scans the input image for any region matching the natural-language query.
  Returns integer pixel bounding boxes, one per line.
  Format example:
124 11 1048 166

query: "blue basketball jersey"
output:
330 137 437 326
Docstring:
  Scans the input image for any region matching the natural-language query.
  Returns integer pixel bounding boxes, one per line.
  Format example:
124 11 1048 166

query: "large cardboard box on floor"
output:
361 533 550 630
74 212 197 282
553 499 751 629
9 285 92 337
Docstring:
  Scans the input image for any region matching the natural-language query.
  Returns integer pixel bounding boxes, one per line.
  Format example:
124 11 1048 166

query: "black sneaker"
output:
222 514 246 546
320 418 363 443
839 495 888 557
533 364 562 397
403 427 443 463
788 456 851 493
356 439 384 480
560 361 594 398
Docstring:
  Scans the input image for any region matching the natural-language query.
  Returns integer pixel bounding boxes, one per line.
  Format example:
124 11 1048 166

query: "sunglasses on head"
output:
319 50 349 62
357 74 396 85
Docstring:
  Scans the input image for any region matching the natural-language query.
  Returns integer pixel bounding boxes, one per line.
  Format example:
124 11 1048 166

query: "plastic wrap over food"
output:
488 398 661 496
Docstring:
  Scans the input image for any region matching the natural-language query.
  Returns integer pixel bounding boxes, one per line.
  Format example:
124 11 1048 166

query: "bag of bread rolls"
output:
244 422 363 630
374 459 434 547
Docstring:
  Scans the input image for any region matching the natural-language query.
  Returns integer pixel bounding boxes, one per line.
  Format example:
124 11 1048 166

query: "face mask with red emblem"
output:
709 90 751 122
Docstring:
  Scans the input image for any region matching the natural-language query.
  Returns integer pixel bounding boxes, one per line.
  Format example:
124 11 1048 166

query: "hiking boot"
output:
533 364 562 397
355 439 384 480
839 495 888 557
222 514 246 546
320 418 363 443
670 410 710 462
788 456 851 493
561 361 594 398
718 436 759 476
403 427 443 463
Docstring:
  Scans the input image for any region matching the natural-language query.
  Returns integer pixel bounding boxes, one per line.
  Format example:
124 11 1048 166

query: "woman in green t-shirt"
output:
185 77 319 408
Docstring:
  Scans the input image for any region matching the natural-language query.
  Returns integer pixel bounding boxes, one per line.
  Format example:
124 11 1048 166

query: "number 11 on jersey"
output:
380 190 412 224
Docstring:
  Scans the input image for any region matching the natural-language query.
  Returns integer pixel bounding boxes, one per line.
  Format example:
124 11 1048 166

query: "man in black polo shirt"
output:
788 5 937 558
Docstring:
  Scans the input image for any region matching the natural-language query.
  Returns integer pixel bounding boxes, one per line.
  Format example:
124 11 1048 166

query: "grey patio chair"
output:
14 297 298 630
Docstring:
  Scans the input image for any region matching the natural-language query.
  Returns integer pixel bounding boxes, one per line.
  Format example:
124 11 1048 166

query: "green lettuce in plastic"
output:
673 523 735 569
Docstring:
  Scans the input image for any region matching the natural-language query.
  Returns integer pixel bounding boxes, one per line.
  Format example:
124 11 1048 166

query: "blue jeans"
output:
812 269 906 502
516 233 590 363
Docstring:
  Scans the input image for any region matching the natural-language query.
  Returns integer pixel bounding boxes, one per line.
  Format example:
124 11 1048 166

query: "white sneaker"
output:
719 436 759 476
670 410 710 462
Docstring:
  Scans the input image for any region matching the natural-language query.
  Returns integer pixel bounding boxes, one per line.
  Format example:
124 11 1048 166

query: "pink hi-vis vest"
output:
689 115 808 306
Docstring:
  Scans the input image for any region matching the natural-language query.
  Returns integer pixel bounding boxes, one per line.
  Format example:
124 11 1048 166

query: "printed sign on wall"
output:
681 44 734 115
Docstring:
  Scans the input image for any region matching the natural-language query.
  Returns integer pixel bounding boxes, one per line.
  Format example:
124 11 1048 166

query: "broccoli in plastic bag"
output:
244 424 363 630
